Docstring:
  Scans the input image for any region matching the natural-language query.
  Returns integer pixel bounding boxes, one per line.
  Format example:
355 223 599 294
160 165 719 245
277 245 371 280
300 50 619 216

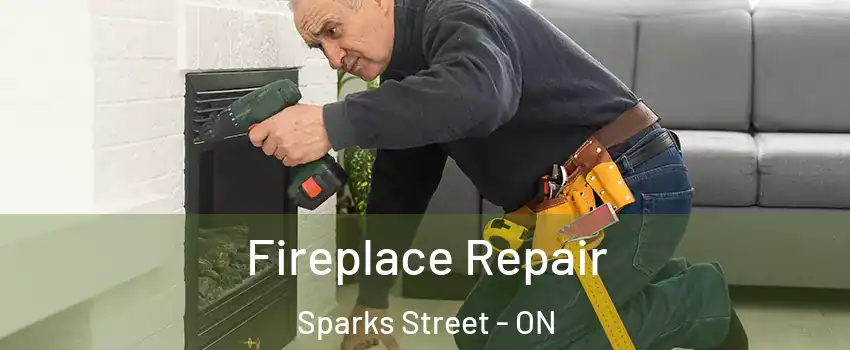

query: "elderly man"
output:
247 0 749 349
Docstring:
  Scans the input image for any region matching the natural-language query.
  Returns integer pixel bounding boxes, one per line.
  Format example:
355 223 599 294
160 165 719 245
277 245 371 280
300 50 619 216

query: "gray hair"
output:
287 0 363 11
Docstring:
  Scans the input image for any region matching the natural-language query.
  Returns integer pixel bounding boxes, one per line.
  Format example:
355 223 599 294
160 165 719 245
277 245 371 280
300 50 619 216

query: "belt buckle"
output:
557 203 619 243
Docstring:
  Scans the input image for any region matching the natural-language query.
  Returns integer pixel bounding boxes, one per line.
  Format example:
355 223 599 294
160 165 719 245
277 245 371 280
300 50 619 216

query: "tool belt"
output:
483 101 667 264
480 101 668 350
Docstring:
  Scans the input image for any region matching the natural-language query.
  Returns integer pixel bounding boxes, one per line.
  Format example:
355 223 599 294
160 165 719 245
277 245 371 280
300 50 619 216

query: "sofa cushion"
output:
677 206 850 289
530 8 637 88
530 0 752 17
756 133 850 208
529 0 753 89
673 130 758 206
755 0 850 15
752 9 850 132
634 9 753 131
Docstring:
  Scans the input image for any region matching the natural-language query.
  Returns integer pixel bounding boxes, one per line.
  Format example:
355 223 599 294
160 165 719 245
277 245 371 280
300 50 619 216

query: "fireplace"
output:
183 68 300 350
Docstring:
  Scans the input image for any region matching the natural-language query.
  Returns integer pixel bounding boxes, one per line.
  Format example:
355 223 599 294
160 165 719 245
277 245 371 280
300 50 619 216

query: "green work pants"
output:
454 126 733 350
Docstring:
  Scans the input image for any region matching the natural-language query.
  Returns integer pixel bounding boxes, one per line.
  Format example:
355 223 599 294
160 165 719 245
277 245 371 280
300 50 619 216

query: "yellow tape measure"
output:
483 159 639 349
484 181 637 349
562 238 635 350
567 161 636 350
483 216 635 350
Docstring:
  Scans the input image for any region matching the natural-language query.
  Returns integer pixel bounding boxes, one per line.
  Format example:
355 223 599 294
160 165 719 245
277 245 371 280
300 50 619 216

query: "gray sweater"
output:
321 0 640 308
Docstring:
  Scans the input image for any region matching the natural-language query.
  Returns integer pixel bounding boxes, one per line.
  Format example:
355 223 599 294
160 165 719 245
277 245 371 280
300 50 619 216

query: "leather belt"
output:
593 101 659 149
614 128 678 172
525 101 659 212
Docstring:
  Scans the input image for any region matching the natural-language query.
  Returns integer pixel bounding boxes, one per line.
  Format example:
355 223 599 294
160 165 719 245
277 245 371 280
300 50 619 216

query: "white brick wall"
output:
0 0 95 214
0 0 339 348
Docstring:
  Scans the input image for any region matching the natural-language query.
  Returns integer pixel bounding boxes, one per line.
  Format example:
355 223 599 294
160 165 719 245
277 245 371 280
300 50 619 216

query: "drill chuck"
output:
198 107 238 144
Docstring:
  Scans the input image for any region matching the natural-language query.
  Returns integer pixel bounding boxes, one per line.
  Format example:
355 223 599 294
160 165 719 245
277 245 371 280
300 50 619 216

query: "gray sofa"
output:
403 0 850 299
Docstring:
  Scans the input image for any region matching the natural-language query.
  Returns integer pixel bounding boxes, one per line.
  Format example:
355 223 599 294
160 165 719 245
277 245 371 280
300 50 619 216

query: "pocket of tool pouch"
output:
631 177 694 277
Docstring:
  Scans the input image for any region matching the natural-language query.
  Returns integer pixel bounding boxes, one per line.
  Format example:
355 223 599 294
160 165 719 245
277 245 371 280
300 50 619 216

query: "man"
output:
248 0 749 348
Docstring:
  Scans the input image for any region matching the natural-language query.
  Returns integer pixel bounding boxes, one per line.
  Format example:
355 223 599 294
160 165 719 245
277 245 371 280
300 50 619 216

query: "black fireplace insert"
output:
183 68 300 350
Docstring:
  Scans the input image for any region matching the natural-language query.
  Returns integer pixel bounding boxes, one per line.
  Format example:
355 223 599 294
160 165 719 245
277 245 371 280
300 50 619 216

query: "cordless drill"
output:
198 78 348 210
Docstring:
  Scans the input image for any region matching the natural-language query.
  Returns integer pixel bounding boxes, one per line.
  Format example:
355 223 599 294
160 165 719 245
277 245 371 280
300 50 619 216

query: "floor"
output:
285 283 850 350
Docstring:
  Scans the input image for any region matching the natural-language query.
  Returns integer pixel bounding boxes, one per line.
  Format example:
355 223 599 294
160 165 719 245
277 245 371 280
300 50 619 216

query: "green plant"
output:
336 71 379 215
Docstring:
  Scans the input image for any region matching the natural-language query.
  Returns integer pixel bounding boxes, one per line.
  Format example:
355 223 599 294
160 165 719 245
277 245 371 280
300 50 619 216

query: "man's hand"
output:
247 103 332 166
341 305 401 350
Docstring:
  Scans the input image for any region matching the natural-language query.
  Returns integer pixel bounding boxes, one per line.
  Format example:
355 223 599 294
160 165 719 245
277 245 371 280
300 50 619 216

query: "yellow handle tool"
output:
559 202 635 350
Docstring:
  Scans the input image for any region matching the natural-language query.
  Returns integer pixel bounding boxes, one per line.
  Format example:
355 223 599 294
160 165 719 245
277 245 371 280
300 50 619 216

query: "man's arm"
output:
322 0 522 150
355 144 448 309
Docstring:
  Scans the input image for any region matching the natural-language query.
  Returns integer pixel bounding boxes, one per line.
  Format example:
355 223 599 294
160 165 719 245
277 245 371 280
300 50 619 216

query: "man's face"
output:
293 0 395 81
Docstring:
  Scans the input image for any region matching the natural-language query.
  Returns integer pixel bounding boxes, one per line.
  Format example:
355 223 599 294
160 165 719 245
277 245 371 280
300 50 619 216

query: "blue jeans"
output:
454 124 733 350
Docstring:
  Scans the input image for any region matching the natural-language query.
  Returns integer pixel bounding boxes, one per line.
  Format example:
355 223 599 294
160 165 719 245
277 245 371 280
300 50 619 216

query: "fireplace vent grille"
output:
185 68 300 146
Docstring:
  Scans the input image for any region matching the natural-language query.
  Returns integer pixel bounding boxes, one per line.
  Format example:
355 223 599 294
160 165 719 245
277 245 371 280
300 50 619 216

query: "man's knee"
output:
474 322 563 350
453 304 489 350
453 330 482 350
475 307 592 350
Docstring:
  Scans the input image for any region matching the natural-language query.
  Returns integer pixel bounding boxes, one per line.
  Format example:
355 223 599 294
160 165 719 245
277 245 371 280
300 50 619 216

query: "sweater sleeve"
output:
322 0 522 150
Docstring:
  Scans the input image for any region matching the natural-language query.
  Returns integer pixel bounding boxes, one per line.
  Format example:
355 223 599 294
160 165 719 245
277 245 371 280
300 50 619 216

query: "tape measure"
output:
483 206 636 350
562 238 635 350
569 162 637 350
548 203 634 350
484 155 638 349
483 218 531 252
